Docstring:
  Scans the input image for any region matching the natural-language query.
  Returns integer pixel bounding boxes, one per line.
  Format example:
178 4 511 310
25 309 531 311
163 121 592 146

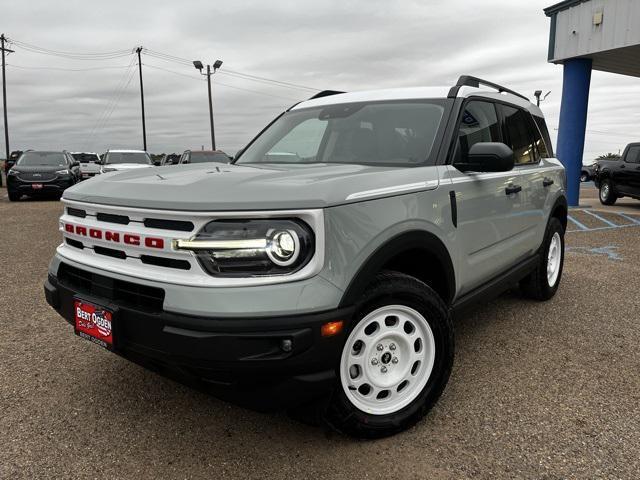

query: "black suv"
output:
7 151 81 201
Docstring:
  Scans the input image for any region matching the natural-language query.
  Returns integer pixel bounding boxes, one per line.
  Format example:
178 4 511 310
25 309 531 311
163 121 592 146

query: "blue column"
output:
556 58 592 207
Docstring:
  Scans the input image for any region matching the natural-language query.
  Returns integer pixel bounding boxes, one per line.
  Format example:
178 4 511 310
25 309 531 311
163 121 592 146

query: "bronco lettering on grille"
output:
63 224 164 249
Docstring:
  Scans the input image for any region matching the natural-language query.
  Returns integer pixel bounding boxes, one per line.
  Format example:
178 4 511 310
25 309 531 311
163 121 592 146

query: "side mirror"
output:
72 161 80 168
456 142 514 173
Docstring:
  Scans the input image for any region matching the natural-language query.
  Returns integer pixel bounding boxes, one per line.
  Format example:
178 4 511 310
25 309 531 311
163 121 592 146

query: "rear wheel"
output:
323 272 454 438
580 172 589 182
521 217 564 301
599 179 617 205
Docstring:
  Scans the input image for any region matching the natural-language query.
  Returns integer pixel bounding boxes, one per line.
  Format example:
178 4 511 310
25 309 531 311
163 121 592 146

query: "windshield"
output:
236 100 446 167
72 153 100 163
17 151 67 167
189 152 230 164
105 152 151 165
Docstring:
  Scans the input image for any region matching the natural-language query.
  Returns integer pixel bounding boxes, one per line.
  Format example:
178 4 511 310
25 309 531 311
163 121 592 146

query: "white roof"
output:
292 85 542 116
107 149 148 153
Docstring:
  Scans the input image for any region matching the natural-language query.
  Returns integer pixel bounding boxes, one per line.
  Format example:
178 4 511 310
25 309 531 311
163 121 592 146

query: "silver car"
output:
45 75 566 438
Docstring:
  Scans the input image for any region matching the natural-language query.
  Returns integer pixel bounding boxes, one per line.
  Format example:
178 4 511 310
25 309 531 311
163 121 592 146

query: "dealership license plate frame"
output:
74 298 117 351
31 183 43 189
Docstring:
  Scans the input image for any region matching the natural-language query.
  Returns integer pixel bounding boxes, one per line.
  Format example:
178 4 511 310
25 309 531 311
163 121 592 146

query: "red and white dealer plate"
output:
74 300 114 350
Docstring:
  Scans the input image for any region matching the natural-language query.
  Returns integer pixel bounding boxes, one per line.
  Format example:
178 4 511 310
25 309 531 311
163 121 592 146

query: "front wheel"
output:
599 179 617 205
8 191 20 202
521 217 564 301
323 272 454 438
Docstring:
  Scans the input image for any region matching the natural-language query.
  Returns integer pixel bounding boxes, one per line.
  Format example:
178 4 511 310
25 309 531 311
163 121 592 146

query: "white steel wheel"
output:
547 232 562 287
339 305 436 416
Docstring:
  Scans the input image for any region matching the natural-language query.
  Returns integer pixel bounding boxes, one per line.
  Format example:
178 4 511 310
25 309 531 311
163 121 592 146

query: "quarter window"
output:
501 105 536 165
452 101 500 165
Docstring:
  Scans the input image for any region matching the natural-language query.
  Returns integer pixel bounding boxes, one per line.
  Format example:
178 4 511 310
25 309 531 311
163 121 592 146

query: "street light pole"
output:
136 46 147 151
206 64 215 150
194 59 222 151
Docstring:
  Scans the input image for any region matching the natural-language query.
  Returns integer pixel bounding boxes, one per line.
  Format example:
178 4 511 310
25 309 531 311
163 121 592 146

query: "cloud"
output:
1 0 638 160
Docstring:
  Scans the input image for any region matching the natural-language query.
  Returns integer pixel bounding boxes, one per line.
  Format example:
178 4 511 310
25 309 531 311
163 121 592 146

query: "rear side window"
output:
500 105 536 165
532 115 553 158
625 146 640 163
452 101 500 165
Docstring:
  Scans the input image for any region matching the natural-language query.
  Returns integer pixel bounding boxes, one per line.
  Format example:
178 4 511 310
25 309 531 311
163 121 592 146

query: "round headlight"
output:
267 230 300 266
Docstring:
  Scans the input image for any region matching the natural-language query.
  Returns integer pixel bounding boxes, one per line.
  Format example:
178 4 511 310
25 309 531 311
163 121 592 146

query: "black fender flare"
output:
338 230 456 308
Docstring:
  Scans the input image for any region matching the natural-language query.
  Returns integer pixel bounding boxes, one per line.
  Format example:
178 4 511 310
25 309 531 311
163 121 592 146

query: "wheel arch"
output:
550 194 568 232
338 230 456 308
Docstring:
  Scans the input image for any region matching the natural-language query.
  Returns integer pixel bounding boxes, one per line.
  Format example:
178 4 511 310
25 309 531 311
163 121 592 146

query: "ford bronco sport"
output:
44 76 567 438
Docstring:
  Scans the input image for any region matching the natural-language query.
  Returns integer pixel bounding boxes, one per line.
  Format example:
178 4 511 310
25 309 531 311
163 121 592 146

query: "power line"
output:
7 37 132 60
84 57 137 149
144 48 319 92
143 62 303 101
6 63 133 71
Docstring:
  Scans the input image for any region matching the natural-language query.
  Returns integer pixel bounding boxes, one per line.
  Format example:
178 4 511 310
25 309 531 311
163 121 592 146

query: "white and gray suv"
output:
45 75 567 438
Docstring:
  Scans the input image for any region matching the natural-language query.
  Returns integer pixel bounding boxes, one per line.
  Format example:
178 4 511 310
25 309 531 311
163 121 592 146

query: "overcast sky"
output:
1 0 638 161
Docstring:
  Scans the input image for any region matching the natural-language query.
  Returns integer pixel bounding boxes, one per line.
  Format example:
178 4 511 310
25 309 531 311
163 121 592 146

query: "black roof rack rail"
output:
447 75 529 102
307 90 345 100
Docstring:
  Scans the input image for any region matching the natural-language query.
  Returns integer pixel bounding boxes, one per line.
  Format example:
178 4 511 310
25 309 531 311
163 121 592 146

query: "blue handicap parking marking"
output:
567 209 640 233
566 245 622 261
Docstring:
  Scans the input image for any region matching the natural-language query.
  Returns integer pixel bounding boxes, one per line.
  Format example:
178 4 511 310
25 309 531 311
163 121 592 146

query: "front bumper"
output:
44 270 354 410
8 176 74 195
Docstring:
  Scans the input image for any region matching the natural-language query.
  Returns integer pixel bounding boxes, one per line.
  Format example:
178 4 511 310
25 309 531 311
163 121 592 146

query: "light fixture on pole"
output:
534 90 551 107
193 59 223 150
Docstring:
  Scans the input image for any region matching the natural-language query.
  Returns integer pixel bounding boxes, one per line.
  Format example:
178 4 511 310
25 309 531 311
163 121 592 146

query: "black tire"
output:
580 172 589 182
599 178 617 205
521 217 564 301
322 271 454 438
8 191 20 202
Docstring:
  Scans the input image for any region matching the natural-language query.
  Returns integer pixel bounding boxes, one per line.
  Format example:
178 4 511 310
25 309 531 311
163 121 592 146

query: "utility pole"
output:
1 34 14 171
193 59 223 150
136 47 147 151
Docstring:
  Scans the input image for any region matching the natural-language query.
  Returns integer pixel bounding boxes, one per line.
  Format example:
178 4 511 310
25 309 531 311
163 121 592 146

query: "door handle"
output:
620 164 625 168
505 184 522 195
543 177 554 187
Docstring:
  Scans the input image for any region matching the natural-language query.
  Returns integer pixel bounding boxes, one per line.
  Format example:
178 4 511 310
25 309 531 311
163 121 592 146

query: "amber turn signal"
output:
321 320 344 337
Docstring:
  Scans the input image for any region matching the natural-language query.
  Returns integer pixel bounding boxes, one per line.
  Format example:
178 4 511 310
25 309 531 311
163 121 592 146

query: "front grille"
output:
18 172 56 182
140 255 191 270
67 207 86 218
144 218 194 232
57 263 165 312
66 238 84 249
94 245 127 259
96 213 130 225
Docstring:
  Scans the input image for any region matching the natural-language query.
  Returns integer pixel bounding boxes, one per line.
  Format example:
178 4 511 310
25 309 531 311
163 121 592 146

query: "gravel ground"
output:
1 188 639 479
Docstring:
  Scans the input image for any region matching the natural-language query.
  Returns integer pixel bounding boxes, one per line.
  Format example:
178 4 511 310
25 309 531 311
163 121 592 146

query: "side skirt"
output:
450 254 539 318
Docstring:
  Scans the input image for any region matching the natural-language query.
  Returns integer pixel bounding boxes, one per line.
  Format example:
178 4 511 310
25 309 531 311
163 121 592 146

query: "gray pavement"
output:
1 186 639 479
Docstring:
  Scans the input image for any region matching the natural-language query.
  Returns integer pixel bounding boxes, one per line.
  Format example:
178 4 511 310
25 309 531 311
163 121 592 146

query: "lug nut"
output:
392 357 399 364
376 344 384 351
371 358 379 366
381 366 388 373
389 343 396 351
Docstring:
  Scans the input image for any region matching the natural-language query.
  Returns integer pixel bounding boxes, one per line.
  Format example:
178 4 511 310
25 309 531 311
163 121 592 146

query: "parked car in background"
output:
71 152 102 180
100 150 154 174
162 153 181 166
4 150 23 175
7 150 80 201
594 142 640 205
179 150 231 164
580 163 597 182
